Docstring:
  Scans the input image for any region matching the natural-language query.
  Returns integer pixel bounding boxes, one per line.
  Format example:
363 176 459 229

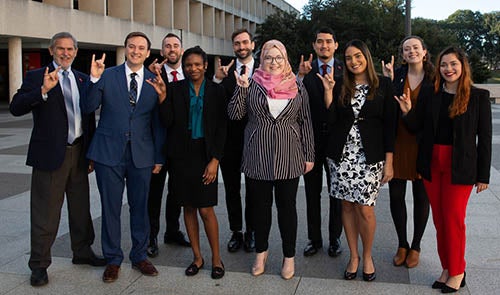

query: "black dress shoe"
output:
30 268 48 287
328 238 342 257
227 231 243 252
362 257 376 282
164 231 191 247
344 257 359 280
72 252 106 267
185 259 204 276
147 238 159 258
243 231 255 252
303 241 321 257
211 261 225 279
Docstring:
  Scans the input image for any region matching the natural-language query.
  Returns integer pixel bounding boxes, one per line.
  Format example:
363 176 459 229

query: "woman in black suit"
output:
396 46 491 293
158 46 227 279
319 39 396 282
228 39 315 280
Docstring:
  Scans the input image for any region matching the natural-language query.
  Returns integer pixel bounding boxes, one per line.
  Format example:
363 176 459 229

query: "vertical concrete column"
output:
44 0 72 9
8 37 22 103
79 0 106 15
116 47 125 65
156 0 174 28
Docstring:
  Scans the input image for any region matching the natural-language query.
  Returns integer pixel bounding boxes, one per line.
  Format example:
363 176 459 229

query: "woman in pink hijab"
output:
228 40 315 280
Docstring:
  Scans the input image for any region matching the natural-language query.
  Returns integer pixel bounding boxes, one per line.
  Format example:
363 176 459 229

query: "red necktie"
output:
171 70 178 82
321 64 329 76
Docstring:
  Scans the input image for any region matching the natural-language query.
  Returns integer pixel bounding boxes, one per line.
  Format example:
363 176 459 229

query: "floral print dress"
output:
326 84 384 206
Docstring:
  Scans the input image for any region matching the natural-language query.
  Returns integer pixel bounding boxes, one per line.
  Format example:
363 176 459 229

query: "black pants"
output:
147 164 181 240
247 177 299 258
388 178 430 250
220 121 253 233
304 156 342 247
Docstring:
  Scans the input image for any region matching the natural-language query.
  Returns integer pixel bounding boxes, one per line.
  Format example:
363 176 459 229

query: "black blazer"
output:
302 58 344 149
326 76 397 164
159 79 227 161
404 85 492 184
10 64 95 171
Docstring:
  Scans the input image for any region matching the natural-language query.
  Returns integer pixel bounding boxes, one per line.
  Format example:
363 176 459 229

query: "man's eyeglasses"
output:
263 55 285 64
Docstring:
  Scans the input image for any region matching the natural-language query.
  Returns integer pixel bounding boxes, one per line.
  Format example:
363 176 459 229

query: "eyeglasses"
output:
263 55 285 64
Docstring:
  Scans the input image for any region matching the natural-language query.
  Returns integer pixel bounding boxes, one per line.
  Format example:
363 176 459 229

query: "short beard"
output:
236 50 251 60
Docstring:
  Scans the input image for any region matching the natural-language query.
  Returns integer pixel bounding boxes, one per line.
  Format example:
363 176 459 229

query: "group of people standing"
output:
10 24 491 294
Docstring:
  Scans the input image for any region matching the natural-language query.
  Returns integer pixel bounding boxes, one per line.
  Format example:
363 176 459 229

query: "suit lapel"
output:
114 64 131 111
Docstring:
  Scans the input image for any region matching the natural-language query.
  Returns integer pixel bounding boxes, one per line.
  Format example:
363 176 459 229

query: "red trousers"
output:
423 144 472 276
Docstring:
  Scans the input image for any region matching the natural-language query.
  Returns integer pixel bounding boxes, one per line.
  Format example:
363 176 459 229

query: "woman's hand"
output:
475 182 488 193
203 158 219 185
381 153 394 184
304 161 314 174
316 71 336 91
234 66 249 88
394 88 412 115
381 55 394 81
146 68 167 103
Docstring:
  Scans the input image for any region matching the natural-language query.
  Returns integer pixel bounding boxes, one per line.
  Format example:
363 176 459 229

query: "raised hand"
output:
298 54 313 78
316 71 336 91
214 57 235 80
41 66 61 94
394 87 411 114
90 53 106 79
146 68 167 103
381 55 394 81
234 64 249 88
148 57 168 74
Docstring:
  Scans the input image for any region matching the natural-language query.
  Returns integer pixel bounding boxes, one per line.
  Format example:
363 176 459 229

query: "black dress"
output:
159 79 227 208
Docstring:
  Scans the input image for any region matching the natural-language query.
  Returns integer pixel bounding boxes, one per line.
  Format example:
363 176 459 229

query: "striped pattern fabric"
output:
228 79 315 181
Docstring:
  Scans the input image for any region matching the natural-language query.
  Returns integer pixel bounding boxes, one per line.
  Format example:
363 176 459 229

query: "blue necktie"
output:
62 70 75 143
129 72 138 107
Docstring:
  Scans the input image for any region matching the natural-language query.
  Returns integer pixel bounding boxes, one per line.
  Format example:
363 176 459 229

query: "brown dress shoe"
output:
132 259 158 276
405 249 420 268
103 264 120 283
393 247 408 266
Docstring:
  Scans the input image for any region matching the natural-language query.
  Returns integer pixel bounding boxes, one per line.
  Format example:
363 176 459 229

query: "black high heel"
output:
344 257 359 280
362 257 376 282
441 272 466 293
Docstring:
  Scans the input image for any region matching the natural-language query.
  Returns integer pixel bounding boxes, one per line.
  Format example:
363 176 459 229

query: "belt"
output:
67 136 82 146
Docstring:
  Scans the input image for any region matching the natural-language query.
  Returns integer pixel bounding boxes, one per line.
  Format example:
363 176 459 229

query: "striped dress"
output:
228 79 315 181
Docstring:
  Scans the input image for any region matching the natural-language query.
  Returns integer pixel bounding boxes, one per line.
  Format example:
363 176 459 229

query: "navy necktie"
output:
62 70 75 143
129 72 138 107
240 65 246 75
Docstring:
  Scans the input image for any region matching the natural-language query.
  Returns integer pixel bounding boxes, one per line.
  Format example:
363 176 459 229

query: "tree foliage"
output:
256 0 499 79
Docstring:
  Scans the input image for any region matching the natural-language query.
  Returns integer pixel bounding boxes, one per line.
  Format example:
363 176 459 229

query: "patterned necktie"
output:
240 65 246 75
129 72 137 107
321 64 329 76
62 70 75 143
171 70 178 82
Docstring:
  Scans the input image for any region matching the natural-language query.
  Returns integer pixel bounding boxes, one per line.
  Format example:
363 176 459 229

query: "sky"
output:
286 0 499 20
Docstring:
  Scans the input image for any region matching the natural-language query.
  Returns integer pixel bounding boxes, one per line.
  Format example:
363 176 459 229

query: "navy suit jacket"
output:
10 64 95 171
81 63 165 168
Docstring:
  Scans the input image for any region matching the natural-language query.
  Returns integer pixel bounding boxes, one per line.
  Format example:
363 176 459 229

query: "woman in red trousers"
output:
396 46 491 293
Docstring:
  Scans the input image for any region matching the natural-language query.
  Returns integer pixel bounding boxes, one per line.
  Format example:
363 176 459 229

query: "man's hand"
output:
214 57 235 80
41 66 61 95
90 53 106 79
152 164 162 174
234 65 249 88
298 54 313 78
148 58 168 74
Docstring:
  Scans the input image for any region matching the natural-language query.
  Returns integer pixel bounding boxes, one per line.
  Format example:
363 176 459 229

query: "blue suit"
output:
81 63 165 265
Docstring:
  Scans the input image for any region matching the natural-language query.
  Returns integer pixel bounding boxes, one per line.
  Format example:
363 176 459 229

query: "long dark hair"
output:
340 39 379 105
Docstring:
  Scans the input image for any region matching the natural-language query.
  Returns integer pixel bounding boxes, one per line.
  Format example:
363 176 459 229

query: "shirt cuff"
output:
212 76 223 84
41 86 48 101
90 75 100 83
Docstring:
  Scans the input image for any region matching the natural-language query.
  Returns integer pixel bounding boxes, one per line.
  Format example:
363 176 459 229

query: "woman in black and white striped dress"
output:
228 39 314 280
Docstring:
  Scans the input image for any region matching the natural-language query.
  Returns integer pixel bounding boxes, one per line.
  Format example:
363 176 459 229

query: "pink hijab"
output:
252 40 298 99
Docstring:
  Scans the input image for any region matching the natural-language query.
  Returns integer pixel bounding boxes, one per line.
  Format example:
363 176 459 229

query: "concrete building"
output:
0 0 298 103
